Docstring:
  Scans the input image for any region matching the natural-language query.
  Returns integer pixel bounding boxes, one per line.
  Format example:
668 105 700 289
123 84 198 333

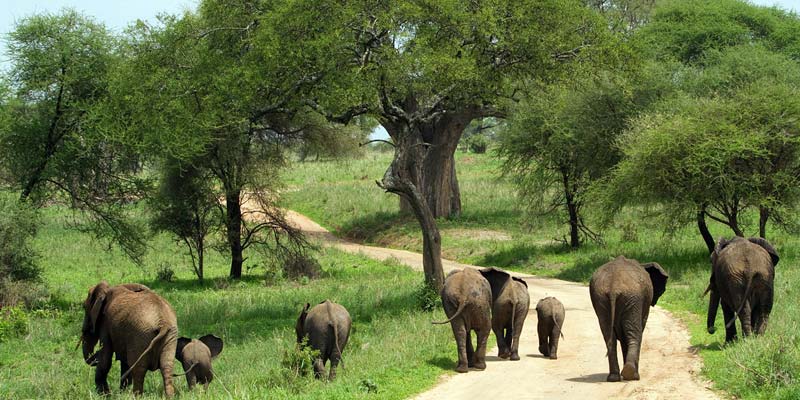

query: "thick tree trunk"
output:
226 190 244 279
697 208 715 254
758 207 769 239
383 122 446 291
561 170 580 249
399 114 471 219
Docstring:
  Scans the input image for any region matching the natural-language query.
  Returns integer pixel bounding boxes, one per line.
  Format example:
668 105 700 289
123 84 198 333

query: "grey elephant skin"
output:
707 237 779 342
536 296 565 360
295 300 352 380
434 267 492 373
479 267 530 360
80 281 178 396
589 256 668 382
176 334 223 390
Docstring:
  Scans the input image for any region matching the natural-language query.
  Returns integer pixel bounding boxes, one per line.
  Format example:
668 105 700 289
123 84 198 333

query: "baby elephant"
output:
175 335 224 390
536 297 565 359
296 300 352 380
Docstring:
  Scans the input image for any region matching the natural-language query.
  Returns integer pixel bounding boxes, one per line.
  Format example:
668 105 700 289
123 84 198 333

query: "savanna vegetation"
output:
2 0 800 399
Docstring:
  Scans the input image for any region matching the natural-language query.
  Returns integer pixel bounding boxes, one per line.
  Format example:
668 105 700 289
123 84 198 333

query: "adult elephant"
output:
706 237 778 342
80 281 178 396
479 267 530 360
589 256 668 382
433 268 492 373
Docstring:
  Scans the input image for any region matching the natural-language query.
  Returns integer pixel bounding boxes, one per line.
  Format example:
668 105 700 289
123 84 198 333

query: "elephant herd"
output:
79 281 350 397
76 236 778 396
434 236 779 384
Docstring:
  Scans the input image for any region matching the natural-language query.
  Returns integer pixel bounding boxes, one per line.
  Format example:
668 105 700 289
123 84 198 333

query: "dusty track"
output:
285 210 719 400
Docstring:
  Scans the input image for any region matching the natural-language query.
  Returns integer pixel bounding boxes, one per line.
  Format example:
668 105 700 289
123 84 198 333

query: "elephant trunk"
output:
82 334 99 365
707 287 720 334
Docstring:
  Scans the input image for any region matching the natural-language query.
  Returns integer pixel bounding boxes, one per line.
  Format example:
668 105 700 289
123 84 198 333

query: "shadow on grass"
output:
426 356 454 371
142 275 266 293
478 242 571 269
337 211 411 241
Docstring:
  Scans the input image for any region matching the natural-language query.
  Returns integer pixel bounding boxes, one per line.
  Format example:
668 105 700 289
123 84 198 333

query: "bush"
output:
0 200 40 283
0 279 50 309
156 263 175 282
281 337 321 380
284 255 321 280
0 306 30 342
414 281 441 312
467 135 488 154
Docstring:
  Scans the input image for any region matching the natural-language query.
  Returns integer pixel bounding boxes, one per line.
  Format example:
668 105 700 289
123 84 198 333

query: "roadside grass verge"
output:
0 205 456 399
283 150 800 399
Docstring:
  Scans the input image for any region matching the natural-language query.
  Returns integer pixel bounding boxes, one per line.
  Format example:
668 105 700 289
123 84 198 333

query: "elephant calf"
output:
434 268 492 373
295 300 351 380
589 256 668 382
176 335 223 390
536 296 565 360
707 237 779 342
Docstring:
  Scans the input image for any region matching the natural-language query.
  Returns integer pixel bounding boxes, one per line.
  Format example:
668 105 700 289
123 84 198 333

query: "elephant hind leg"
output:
451 322 469 373
721 301 738 342
466 330 475 367
132 367 147 396
548 326 560 360
94 350 113 394
473 327 489 371
537 321 550 357
602 326 620 382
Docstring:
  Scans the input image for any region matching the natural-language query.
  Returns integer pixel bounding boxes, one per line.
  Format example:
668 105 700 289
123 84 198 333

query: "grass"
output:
283 150 800 399
0 204 457 399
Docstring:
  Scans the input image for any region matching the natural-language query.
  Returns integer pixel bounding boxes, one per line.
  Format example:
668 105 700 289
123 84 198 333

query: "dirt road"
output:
285 210 719 400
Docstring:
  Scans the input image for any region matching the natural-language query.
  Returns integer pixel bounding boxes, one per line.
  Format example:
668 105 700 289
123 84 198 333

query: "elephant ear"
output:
176 337 191 362
88 281 110 333
295 303 310 344
642 262 668 306
119 283 150 292
199 334 224 359
512 276 528 288
479 267 511 301
748 237 780 267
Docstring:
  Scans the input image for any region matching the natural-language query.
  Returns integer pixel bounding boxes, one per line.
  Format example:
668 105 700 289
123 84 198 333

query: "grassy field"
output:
283 150 800 399
0 205 455 399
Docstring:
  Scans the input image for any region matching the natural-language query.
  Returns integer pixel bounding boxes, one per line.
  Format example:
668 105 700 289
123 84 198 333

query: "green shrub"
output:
467 135 488 154
0 306 30 342
156 263 175 282
0 200 40 283
281 337 321 380
414 281 441 312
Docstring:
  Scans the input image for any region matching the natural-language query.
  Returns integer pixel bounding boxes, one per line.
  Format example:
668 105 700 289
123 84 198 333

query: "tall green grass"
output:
283 150 800 399
0 205 455 399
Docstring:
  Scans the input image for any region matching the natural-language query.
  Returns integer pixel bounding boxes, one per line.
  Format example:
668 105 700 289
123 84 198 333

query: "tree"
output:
311 0 616 290
499 72 644 248
114 0 332 278
3 9 147 262
605 46 800 248
150 160 219 281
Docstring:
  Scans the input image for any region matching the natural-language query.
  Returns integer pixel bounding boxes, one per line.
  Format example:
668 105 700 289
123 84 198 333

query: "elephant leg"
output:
537 320 550 357
548 325 560 360
119 360 132 390
312 357 326 379
94 350 112 394
738 301 753 338
187 371 197 390
132 367 147 396
493 319 509 359
620 331 641 381
720 301 738 342
329 353 340 381
451 321 469 373
466 330 475 367
159 346 176 397
603 327 621 382
510 317 524 361
474 327 489 371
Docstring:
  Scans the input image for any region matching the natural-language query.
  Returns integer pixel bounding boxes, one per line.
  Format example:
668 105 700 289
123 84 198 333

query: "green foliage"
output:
155 263 176 283
0 307 29 343
414 280 441 312
466 135 488 154
281 337 321 382
639 0 800 63
0 199 40 283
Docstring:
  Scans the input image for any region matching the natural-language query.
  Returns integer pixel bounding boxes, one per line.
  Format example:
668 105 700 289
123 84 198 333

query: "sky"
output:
2 0 800 140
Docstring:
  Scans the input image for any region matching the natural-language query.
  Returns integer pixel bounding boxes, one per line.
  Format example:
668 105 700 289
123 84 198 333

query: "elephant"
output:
706 237 779 342
589 256 668 382
80 281 178 396
176 334 224 390
295 300 351 381
433 267 492 373
536 296 565 360
478 267 530 360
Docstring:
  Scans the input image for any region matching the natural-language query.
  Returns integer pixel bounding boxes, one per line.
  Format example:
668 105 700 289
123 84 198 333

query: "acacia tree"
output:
3 9 148 262
113 0 347 278
308 0 615 290
606 46 800 249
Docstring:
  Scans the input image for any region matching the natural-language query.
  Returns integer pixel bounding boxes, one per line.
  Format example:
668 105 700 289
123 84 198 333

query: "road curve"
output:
285 210 719 400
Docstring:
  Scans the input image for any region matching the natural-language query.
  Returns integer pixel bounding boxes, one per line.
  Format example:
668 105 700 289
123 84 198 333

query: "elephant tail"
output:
432 301 467 325
725 274 755 329
120 325 175 382
605 294 616 357
553 315 565 339
172 362 197 377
